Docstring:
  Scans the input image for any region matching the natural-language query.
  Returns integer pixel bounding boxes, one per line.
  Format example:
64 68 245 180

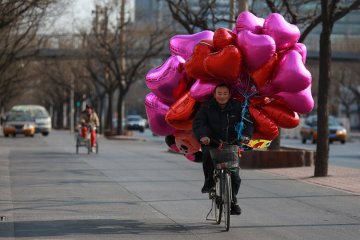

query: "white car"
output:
10 105 51 136
126 115 146 132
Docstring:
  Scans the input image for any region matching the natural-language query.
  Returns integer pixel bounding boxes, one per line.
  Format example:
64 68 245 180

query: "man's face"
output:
214 86 231 105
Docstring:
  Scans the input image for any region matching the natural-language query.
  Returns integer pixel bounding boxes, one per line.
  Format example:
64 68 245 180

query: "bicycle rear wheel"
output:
223 172 231 231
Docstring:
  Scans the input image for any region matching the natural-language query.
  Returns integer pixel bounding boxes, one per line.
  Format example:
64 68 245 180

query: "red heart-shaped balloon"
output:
203 45 242 82
213 28 236 51
200 39 214 46
249 96 270 108
262 100 299 128
174 130 201 154
249 106 279 140
184 42 214 80
165 91 200 130
251 53 278 90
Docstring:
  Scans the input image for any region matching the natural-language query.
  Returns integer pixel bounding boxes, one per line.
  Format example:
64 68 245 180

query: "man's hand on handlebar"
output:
200 137 210 145
242 136 250 144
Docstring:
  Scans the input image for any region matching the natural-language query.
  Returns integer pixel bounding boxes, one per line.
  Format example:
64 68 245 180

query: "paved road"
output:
0 130 359 239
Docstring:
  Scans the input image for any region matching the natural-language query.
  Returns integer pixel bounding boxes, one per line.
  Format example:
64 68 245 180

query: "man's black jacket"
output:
192 97 254 147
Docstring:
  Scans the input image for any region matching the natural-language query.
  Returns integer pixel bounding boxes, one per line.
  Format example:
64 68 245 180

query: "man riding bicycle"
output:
193 83 254 215
79 104 100 152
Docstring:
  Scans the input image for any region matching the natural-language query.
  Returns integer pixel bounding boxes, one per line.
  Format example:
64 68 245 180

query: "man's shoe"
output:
201 180 215 193
201 184 212 193
91 147 96 153
231 203 241 215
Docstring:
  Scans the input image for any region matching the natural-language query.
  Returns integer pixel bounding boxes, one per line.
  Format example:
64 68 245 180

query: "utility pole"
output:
238 0 248 14
229 0 236 29
230 0 248 29
70 75 75 133
93 5 101 34
117 0 127 135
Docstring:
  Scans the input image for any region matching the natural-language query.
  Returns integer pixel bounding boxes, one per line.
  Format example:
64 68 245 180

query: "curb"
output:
105 135 146 141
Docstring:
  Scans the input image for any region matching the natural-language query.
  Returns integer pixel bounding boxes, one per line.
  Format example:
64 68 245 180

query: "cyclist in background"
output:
79 104 100 152
192 83 254 215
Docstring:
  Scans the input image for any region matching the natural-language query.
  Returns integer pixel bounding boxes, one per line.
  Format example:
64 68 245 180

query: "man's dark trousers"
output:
202 145 241 203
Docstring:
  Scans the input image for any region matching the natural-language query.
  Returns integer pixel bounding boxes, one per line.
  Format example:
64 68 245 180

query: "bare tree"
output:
313 0 360 176
0 0 62 111
81 5 120 132
165 0 237 33
331 64 356 119
86 1 172 135
82 40 118 131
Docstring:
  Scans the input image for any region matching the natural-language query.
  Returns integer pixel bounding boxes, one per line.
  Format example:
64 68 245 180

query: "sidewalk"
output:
262 165 360 195
350 129 360 141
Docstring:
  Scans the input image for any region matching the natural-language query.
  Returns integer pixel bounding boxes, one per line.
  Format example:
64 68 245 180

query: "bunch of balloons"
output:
145 12 313 161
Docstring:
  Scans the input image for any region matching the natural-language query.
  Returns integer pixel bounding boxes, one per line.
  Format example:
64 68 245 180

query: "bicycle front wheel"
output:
214 173 222 224
223 172 231 231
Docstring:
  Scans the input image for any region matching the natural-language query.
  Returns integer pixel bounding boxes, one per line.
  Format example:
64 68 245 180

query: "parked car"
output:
300 115 347 144
126 115 146 132
3 113 35 137
10 105 51 136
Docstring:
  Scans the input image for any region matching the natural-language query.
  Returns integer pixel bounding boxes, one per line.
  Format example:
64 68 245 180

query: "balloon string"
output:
235 75 253 143
234 75 274 150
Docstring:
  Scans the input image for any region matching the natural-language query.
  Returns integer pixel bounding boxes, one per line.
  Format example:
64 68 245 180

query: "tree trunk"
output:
99 96 104 134
345 105 351 120
117 91 124 135
105 91 113 131
357 100 360 129
57 103 64 129
315 0 332 177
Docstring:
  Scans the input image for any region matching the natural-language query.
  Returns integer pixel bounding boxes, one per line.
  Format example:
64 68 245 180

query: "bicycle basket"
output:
209 145 240 169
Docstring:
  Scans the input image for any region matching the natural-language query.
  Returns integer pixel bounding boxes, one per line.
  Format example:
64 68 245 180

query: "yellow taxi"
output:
300 115 347 144
3 113 35 137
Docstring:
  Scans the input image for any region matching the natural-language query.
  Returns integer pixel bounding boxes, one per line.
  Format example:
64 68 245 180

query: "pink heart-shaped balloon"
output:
190 79 219 102
236 30 275 73
146 56 185 105
263 13 300 51
145 93 176 136
169 30 214 60
291 43 307 64
270 50 311 92
236 11 264 34
274 84 314 114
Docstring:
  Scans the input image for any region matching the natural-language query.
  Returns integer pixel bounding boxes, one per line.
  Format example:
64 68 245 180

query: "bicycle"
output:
206 144 240 231
75 124 99 154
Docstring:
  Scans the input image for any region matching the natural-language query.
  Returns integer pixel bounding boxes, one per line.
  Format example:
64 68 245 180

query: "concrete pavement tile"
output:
261 166 360 194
